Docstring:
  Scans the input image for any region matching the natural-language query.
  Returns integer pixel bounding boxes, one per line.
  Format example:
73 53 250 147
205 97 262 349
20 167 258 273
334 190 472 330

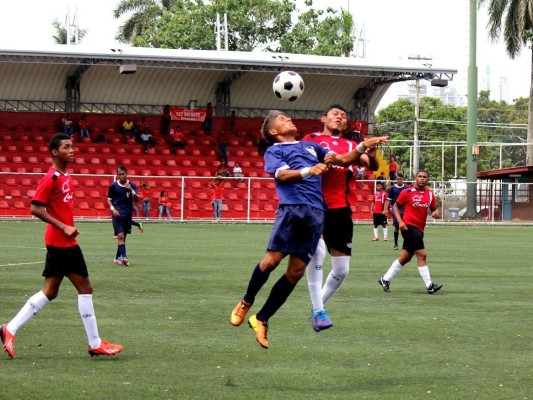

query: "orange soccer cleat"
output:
88 339 124 357
248 314 269 349
229 299 252 327
1 323 15 359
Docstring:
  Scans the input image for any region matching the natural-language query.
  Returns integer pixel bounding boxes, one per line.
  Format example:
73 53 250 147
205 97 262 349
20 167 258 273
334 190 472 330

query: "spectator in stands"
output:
204 102 213 136
232 162 244 182
216 162 231 178
158 191 173 220
122 118 135 139
257 131 269 156
62 113 73 137
140 130 157 154
209 178 224 221
141 182 151 218
136 116 149 142
161 105 172 135
170 126 185 155
216 128 230 165
356 165 366 181
389 155 399 182
228 110 237 135
376 171 388 186
78 114 90 142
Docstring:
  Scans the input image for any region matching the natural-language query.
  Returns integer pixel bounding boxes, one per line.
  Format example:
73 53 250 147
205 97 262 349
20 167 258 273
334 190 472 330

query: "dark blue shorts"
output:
112 215 132 235
267 204 324 264
400 225 425 253
43 245 89 278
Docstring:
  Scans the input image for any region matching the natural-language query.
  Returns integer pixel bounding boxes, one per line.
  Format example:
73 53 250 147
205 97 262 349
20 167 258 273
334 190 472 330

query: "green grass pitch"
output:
0 221 531 399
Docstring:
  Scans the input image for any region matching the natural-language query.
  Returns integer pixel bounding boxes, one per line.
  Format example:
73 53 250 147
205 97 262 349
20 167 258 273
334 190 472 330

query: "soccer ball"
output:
273 71 304 102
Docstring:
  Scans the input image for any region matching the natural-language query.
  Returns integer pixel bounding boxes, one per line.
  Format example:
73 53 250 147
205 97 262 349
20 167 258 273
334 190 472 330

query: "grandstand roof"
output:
0 46 456 118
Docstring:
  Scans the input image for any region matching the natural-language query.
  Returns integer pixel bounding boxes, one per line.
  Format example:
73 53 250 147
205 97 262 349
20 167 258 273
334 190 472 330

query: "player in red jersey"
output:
1 134 123 359
304 104 380 332
378 170 443 294
371 181 389 241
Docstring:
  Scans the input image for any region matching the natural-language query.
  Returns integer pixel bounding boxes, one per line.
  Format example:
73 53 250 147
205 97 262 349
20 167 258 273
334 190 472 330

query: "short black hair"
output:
261 110 287 144
117 166 127 174
49 133 71 153
396 172 405 178
322 104 348 117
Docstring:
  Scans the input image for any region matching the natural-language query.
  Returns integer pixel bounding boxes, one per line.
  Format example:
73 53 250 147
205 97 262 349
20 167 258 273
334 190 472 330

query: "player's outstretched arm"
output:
327 136 389 166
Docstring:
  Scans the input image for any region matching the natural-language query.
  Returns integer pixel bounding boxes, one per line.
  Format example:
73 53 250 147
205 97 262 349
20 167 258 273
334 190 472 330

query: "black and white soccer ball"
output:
272 71 304 102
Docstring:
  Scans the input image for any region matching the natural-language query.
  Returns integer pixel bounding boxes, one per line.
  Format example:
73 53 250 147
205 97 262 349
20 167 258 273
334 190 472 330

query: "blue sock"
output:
243 264 270 304
257 274 295 322
119 244 126 258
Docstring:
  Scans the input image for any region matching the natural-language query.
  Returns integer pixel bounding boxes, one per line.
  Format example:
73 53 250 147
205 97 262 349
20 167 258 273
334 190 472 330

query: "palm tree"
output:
51 19 87 45
113 0 175 44
479 0 533 165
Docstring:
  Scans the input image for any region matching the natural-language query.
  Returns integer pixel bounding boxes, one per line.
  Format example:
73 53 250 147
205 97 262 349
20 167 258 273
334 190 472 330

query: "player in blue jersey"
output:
107 166 139 266
384 172 410 250
229 111 387 349
229 110 332 349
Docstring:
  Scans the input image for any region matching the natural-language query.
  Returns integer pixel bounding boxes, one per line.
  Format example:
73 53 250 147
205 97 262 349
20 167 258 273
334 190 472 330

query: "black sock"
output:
257 274 295 322
394 231 399 246
243 264 270 304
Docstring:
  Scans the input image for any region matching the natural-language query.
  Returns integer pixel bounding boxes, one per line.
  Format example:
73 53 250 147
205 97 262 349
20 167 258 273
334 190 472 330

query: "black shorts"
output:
400 225 425 253
43 245 89 278
112 215 132 236
323 207 353 255
373 213 387 227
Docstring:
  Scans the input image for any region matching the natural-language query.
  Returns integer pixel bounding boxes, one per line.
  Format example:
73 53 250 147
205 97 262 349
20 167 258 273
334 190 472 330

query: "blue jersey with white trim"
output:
264 140 330 211
107 180 138 216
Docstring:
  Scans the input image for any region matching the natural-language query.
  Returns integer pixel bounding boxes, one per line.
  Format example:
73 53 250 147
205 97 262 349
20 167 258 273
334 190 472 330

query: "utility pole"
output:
413 79 420 177
465 0 478 217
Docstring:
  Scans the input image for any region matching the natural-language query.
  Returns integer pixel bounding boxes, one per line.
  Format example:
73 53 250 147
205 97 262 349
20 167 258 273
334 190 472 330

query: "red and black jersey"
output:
372 190 387 214
302 133 357 209
32 167 77 247
396 187 438 233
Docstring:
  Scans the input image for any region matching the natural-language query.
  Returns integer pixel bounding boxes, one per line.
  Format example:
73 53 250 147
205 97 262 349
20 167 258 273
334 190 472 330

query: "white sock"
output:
373 228 379 237
322 256 350 305
418 265 432 288
383 227 388 238
78 295 101 349
7 290 49 334
383 259 403 281
307 238 326 313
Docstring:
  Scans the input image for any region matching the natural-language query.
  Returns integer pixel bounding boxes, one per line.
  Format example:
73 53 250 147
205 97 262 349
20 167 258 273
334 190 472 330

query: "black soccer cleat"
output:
427 283 443 294
378 277 390 292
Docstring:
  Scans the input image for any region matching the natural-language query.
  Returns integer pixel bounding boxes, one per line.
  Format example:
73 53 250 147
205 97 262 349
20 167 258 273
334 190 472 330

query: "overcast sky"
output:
1 0 530 105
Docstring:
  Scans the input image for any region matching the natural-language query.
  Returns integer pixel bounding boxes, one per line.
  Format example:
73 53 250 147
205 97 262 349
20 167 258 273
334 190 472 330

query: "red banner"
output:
170 107 207 122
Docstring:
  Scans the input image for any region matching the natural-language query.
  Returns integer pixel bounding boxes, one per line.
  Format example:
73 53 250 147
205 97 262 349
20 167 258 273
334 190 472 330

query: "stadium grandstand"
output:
5 45 501 222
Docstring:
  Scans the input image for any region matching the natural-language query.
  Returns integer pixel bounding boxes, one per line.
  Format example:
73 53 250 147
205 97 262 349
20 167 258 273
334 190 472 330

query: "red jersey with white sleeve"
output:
32 167 77 247
302 133 357 209
395 186 438 233
372 190 387 213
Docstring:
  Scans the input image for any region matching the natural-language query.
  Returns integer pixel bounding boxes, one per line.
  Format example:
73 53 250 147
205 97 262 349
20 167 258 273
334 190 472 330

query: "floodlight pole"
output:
466 0 478 217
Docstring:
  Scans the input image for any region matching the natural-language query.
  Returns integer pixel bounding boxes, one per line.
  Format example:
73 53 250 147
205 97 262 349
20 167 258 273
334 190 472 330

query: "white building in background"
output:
498 76 510 103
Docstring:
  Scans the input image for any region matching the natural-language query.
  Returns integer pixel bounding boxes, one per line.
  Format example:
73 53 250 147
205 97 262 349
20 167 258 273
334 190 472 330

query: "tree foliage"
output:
114 0 295 51
278 6 354 56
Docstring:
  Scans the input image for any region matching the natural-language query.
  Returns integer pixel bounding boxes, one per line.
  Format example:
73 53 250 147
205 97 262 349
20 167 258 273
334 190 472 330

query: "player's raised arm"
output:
326 136 389 166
